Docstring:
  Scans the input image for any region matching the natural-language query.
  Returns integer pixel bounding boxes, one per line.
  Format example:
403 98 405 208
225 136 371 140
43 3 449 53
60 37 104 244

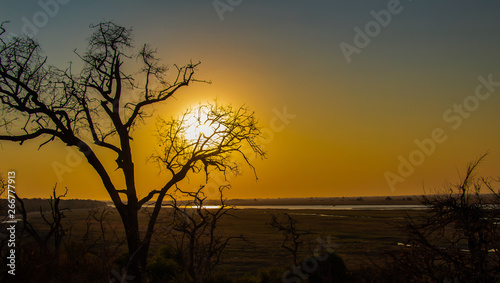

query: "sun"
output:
183 107 222 143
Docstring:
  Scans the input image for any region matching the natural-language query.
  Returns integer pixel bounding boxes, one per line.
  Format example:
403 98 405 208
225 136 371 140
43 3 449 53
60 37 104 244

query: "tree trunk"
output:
121 207 143 282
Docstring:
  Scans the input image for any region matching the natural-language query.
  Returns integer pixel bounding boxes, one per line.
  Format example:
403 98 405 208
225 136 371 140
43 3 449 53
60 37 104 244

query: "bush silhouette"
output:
308 252 349 283
147 245 183 282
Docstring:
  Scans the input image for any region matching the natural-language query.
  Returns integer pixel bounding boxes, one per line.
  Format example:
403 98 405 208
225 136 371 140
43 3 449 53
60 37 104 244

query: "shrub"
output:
308 252 350 283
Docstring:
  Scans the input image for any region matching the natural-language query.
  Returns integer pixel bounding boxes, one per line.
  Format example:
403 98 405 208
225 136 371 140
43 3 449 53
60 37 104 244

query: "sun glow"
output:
183 107 225 143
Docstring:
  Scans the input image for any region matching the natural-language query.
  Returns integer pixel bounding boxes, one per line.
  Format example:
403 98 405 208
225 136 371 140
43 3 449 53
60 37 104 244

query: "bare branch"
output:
137 189 160 209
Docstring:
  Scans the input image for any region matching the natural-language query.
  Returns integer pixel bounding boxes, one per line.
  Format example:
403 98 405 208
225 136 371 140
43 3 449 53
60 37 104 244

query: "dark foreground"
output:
1 201 420 281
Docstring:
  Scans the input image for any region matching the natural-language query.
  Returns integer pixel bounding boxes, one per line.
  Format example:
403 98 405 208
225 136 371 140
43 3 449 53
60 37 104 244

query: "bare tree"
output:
165 185 242 282
13 184 70 258
0 21 264 281
269 213 304 265
395 154 500 282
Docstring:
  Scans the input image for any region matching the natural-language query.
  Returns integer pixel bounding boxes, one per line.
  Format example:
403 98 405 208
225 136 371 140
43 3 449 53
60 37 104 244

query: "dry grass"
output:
3 201 425 280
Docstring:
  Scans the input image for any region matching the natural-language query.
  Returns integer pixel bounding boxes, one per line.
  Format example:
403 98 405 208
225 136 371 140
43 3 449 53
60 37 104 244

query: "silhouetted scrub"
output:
391 154 500 282
146 245 183 282
308 252 350 283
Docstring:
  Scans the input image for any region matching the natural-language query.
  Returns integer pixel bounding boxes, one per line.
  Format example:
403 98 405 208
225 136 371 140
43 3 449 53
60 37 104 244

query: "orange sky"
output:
1 1 500 200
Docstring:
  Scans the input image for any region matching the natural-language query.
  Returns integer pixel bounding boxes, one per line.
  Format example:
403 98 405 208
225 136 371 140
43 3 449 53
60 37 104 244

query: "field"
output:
189 208 421 276
7 197 423 279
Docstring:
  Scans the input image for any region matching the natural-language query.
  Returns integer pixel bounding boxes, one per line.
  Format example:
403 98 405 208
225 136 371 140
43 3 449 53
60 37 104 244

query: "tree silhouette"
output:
0 21 264 281
14 184 69 258
164 185 243 281
269 213 303 265
395 154 500 282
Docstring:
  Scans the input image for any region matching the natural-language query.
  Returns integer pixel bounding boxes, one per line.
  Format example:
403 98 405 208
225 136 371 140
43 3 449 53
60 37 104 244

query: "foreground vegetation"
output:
1 156 499 282
0 203 409 282
1 199 497 282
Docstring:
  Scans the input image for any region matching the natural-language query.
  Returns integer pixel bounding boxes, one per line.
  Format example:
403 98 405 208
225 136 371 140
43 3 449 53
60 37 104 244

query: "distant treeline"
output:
0 198 107 213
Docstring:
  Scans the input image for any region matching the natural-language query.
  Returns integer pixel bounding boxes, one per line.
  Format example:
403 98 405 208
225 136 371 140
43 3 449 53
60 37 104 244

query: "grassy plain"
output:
12 197 424 278
203 208 422 276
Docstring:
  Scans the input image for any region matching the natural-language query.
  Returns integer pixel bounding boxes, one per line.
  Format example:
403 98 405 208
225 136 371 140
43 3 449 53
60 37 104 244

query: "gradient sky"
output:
1 0 500 200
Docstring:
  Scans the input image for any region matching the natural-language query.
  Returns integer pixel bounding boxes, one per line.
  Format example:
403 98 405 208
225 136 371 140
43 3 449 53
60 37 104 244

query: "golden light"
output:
184 205 224 209
182 106 225 144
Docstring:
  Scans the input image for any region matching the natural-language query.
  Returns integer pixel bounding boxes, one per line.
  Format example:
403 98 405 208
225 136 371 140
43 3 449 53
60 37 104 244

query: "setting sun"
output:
183 111 215 141
182 106 226 145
